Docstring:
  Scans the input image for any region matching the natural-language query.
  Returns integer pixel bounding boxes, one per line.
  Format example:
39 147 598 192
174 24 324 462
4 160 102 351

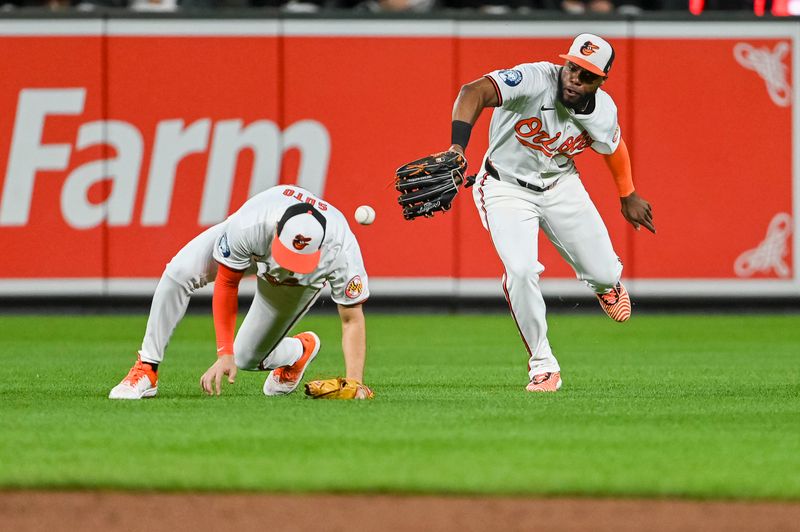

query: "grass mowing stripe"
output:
0 314 798 499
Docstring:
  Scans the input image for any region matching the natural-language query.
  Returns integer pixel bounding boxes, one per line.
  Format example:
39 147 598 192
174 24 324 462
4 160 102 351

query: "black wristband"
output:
451 120 472 150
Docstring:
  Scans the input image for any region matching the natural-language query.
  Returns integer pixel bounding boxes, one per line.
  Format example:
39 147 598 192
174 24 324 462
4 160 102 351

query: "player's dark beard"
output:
557 70 595 114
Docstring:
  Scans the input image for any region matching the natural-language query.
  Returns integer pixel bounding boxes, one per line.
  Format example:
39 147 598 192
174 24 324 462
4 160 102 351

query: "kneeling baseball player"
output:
109 185 373 401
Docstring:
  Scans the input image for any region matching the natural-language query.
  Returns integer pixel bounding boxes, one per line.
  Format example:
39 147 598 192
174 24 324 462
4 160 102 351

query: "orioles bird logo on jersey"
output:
580 41 600 56
293 234 312 250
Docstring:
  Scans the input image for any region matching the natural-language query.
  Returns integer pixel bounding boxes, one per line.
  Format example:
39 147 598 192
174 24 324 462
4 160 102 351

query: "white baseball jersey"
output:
483 62 621 189
211 185 369 306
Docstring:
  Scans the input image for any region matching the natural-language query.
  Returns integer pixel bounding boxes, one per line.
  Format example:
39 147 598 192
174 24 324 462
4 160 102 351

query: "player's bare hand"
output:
621 192 655 234
200 354 237 396
448 144 466 156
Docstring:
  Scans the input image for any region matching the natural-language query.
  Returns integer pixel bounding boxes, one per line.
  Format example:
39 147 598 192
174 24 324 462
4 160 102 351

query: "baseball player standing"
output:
109 185 373 400
448 33 655 392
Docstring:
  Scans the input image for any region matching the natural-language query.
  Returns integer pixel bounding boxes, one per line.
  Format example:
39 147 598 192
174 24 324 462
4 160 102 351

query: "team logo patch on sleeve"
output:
218 233 231 258
345 275 363 299
498 69 523 87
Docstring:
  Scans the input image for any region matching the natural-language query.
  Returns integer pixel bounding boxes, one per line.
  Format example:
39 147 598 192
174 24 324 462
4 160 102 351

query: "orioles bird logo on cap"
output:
580 41 600 56
293 234 312 250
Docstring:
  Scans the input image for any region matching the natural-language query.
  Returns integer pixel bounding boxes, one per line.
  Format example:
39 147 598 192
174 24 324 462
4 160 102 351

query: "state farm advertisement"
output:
0 21 795 296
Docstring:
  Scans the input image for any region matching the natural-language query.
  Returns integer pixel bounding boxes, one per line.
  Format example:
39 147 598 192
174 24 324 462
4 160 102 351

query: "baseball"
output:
354 205 376 225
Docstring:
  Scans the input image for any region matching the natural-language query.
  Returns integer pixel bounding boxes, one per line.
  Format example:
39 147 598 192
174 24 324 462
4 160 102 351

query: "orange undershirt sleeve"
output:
213 263 245 357
603 138 635 198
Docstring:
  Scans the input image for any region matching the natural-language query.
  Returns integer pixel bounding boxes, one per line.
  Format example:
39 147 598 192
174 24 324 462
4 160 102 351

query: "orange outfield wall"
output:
0 21 794 295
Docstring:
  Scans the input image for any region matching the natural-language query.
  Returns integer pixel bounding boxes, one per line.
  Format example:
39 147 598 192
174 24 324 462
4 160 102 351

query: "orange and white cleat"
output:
263 332 321 396
109 355 158 400
526 372 562 392
596 282 632 322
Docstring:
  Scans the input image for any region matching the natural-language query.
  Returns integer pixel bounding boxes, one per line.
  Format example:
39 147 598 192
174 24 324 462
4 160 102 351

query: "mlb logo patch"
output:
498 69 523 87
218 233 231 258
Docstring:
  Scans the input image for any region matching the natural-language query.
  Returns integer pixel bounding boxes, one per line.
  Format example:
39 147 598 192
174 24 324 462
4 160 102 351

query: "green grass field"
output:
1 312 798 500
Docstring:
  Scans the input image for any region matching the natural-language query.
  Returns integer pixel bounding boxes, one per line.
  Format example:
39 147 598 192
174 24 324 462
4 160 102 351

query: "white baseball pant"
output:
473 172 622 379
138 224 320 371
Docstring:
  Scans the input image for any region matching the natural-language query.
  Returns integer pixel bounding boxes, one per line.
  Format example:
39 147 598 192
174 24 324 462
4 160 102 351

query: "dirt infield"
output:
2 491 799 531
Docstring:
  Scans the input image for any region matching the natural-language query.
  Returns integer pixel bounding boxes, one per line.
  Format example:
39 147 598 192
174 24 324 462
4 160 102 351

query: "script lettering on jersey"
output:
514 117 593 158
282 187 328 211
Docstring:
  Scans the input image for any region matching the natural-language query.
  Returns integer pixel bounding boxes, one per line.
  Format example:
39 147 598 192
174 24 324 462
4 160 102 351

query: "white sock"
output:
261 338 303 370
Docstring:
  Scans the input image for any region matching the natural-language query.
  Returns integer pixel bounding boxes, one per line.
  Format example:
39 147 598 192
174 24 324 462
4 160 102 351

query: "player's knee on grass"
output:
233 347 262 371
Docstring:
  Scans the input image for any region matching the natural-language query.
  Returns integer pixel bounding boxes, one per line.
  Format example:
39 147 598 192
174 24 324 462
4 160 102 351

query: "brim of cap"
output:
559 54 607 77
271 235 321 274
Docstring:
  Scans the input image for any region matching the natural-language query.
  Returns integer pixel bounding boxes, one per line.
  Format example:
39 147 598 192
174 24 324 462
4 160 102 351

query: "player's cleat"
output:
596 282 631 322
263 332 321 396
526 371 562 392
108 355 158 400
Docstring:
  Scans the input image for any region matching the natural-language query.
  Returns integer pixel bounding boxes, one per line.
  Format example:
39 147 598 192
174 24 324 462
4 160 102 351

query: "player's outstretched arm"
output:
303 303 372 400
604 138 656 234
449 77 500 154
200 263 245 396
394 78 495 221
338 303 366 383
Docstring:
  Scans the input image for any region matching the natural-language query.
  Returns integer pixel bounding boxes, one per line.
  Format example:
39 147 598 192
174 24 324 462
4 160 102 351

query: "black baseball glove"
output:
395 151 468 220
